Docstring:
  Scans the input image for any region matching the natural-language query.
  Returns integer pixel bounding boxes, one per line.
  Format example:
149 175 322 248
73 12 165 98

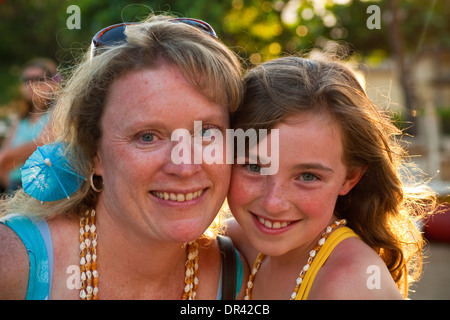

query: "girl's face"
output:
228 112 364 257
94 64 231 243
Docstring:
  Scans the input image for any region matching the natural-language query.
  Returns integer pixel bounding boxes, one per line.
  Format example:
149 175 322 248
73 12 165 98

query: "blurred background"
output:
0 0 449 299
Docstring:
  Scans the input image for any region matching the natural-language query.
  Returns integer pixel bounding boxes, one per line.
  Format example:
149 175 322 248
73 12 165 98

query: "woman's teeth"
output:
152 189 203 202
257 216 291 229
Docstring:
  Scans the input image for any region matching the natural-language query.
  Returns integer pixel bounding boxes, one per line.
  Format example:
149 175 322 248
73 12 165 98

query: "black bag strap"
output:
217 235 237 300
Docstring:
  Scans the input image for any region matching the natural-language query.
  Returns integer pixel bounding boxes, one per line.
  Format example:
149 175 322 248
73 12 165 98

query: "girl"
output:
227 55 435 299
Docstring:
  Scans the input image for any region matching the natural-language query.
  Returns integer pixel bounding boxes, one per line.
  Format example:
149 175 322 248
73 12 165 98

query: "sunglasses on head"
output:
90 18 217 57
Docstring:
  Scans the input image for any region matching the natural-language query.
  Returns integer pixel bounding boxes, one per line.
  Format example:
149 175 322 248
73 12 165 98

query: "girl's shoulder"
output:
224 218 259 265
308 236 404 300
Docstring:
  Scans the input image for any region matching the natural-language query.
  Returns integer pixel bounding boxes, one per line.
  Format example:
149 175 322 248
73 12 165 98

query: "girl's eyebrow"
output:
293 163 334 173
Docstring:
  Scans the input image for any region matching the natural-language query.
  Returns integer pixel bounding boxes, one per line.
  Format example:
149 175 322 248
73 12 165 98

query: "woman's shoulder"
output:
308 236 404 300
0 221 30 299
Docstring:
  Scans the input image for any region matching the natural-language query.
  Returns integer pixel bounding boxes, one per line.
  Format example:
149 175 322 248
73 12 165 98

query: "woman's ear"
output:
93 151 103 176
338 166 367 196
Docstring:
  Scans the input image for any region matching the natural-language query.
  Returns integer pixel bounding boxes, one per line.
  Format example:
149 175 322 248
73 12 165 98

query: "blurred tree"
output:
0 0 235 104
0 0 449 106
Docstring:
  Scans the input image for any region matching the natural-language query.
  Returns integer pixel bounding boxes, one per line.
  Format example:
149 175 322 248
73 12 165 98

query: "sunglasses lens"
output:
91 18 217 57
92 24 129 48
170 18 217 38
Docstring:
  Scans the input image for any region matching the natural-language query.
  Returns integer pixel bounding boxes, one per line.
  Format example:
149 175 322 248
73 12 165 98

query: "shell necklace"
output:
245 219 347 300
79 209 199 300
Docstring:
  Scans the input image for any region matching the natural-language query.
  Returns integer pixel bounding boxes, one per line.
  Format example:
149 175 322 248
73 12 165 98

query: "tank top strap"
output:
1 214 51 299
295 226 359 300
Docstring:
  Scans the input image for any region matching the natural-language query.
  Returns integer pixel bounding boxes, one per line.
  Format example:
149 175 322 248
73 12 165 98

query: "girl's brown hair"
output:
232 55 436 297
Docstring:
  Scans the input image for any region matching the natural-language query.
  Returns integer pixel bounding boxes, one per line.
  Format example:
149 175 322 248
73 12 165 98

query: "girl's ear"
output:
338 166 367 196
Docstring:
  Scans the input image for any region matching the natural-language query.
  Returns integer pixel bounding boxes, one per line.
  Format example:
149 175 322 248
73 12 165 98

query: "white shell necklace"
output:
245 219 347 300
79 209 199 300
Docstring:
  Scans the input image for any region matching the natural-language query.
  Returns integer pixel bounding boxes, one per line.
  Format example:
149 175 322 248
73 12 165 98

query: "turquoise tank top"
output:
9 113 50 183
1 214 243 299
0 214 52 299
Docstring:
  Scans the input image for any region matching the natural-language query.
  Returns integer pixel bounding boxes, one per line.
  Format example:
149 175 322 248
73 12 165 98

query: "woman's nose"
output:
162 138 202 178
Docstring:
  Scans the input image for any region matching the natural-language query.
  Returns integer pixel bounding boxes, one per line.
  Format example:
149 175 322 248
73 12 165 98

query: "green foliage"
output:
0 0 448 105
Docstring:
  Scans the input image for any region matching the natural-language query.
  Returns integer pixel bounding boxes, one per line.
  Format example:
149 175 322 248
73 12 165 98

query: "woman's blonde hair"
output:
232 55 436 297
1 14 243 240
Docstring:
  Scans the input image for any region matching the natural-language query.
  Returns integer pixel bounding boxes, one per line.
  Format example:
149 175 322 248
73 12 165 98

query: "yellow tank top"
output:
249 226 359 300
295 226 359 300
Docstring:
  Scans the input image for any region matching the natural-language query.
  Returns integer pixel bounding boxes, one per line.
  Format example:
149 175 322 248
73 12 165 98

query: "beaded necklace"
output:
79 209 199 300
245 219 347 300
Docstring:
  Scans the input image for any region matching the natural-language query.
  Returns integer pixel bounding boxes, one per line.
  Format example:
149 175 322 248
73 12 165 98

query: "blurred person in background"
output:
0 58 58 192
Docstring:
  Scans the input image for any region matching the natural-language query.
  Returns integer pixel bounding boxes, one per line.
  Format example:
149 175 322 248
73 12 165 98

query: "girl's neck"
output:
268 234 319 270
269 216 339 268
252 216 343 299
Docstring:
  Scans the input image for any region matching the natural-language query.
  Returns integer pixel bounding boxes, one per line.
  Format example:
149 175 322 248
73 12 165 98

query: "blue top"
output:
0 214 53 299
8 113 50 183
1 214 243 299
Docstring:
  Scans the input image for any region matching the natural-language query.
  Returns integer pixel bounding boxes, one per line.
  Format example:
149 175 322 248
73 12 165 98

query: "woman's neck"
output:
95 206 189 299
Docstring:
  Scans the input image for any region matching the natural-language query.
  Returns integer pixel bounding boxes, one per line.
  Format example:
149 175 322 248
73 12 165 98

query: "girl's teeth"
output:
258 216 291 229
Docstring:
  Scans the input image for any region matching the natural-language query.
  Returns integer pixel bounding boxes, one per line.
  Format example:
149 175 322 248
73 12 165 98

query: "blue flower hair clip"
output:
21 141 86 202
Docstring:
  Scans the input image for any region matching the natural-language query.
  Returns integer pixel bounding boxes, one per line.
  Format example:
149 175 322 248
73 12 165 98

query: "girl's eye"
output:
300 173 318 182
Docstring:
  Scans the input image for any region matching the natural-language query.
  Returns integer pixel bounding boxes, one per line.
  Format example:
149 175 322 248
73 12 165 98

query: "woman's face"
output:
228 113 364 257
94 64 231 243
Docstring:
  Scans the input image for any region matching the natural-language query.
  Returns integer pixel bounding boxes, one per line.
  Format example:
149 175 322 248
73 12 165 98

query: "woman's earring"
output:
90 171 104 192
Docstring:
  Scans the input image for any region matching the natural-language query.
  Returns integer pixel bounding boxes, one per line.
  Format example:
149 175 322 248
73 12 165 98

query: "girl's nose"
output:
260 178 291 215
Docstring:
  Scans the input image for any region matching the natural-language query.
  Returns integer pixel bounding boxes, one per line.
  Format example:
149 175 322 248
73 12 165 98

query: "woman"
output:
0 14 247 300
227 55 436 299
0 58 57 191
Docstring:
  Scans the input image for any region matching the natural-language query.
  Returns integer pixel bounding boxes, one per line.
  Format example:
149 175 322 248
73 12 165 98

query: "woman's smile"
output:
150 188 205 202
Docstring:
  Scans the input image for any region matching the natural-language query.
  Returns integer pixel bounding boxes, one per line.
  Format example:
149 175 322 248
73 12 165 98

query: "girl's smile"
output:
251 212 300 234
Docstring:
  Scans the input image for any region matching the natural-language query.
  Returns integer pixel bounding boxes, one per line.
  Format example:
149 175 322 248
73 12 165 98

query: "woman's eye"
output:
300 173 317 182
201 127 221 138
139 132 155 143
201 128 212 137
